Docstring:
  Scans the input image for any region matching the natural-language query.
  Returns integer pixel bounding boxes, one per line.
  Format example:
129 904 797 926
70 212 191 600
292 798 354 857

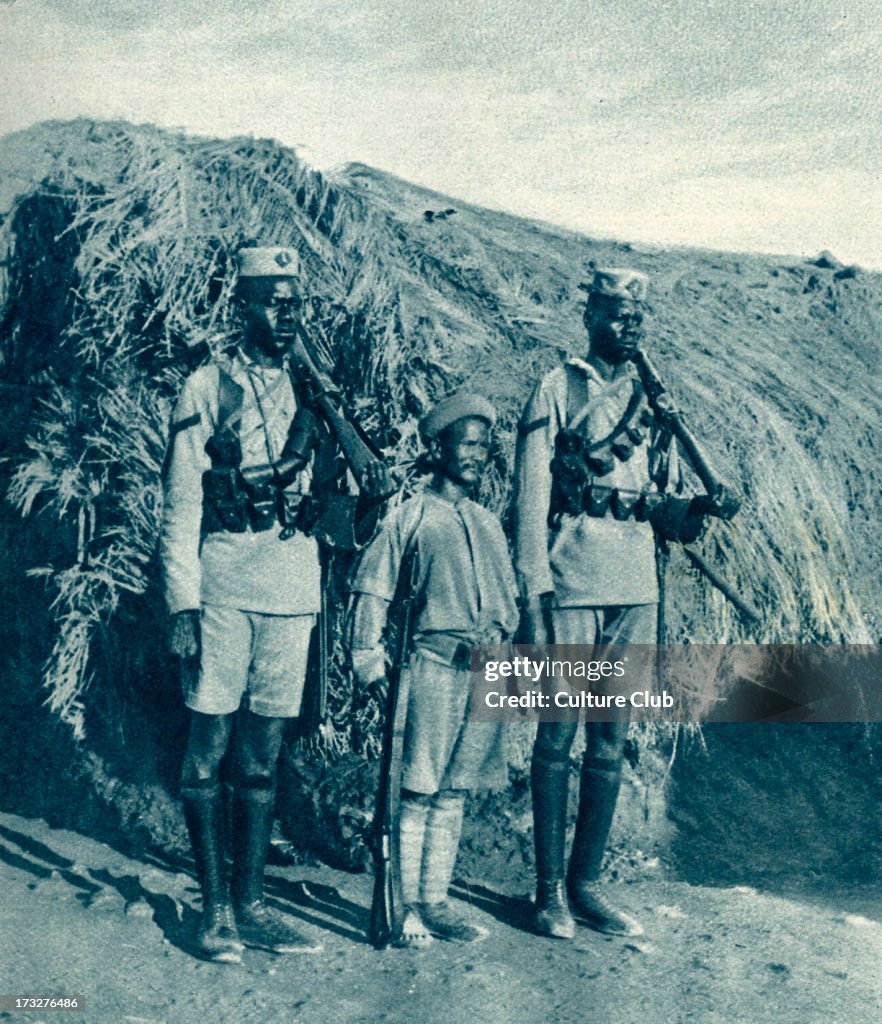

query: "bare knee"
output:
583 719 629 767
182 712 234 787
235 712 286 788
533 720 579 766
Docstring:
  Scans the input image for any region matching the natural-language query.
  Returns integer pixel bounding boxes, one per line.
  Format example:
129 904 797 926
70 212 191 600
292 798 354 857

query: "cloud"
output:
1 0 880 266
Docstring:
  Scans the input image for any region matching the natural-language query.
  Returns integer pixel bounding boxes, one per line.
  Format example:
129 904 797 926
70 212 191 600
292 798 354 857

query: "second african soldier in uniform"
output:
161 245 386 963
348 393 519 948
514 267 680 939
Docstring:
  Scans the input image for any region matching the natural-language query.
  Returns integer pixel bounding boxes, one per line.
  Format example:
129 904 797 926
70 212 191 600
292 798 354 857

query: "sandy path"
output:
1 810 880 1024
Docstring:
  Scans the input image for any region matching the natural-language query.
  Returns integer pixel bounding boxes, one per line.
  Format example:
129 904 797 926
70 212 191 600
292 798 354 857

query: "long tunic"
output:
349 487 520 792
350 488 519 644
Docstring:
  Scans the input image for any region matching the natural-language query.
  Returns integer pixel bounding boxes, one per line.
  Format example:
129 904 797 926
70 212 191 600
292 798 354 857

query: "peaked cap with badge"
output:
586 267 649 303
237 245 301 278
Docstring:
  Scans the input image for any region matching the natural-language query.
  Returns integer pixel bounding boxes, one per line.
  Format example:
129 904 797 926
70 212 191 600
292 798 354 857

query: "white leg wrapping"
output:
399 795 430 905
420 790 465 906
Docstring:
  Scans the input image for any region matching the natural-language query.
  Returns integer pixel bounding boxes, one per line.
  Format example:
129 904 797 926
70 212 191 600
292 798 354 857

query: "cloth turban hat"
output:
419 392 498 441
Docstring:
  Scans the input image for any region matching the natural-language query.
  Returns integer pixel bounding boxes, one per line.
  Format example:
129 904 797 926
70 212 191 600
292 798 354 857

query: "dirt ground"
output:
2 809 881 1024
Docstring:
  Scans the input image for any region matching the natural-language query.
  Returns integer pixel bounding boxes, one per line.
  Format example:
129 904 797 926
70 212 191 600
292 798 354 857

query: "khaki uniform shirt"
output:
348 486 518 793
160 349 321 616
514 358 676 607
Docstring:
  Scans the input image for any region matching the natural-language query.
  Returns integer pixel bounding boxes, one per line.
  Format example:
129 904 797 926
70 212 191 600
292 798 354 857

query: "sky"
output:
2 0 880 267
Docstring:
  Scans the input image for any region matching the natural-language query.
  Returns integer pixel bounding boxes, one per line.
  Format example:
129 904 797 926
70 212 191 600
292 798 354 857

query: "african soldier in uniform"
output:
515 267 679 940
161 245 385 962
349 394 519 948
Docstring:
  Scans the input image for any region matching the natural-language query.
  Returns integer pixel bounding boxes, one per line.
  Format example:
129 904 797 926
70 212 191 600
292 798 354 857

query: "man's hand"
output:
517 595 553 645
167 610 200 659
351 647 390 703
352 647 386 683
360 459 396 503
369 674 390 705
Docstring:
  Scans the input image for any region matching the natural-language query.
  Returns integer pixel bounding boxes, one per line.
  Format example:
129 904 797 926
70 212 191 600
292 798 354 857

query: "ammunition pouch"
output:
201 415 252 533
198 373 377 550
202 467 252 534
201 462 368 548
201 465 280 535
582 484 647 523
584 484 612 518
238 463 278 531
281 492 317 539
201 404 324 539
550 411 654 521
204 425 242 469
549 430 590 517
648 496 706 544
610 488 641 521
549 478 708 544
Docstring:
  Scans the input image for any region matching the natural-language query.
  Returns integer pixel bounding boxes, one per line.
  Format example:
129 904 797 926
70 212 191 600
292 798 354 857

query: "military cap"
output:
237 246 301 278
419 392 497 441
587 267 649 302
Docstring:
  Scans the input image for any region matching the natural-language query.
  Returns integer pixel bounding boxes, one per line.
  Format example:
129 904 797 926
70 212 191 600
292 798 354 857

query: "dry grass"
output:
1 119 880 750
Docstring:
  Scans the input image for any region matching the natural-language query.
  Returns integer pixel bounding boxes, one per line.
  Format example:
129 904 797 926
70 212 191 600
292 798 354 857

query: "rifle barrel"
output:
682 546 762 624
290 327 387 488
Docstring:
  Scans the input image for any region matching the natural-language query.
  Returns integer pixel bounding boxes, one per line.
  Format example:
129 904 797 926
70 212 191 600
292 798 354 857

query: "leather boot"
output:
230 784 322 954
531 755 575 939
181 784 243 963
567 880 643 937
566 753 642 937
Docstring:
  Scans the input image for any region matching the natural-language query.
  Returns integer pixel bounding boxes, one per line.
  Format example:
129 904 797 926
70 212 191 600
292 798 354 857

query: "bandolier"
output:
162 245 390 963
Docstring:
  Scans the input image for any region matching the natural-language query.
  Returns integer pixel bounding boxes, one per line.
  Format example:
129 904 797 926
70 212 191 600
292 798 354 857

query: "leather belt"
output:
414 631 503 671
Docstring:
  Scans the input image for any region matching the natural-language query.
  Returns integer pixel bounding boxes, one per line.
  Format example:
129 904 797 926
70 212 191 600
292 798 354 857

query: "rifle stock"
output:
290 327 396 499
632 348 740 521
682 545 762 624
369 658 410 948
633 349 761 625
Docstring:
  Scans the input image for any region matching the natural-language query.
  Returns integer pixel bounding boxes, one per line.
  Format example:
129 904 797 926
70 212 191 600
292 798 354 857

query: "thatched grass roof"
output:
1 119 880 745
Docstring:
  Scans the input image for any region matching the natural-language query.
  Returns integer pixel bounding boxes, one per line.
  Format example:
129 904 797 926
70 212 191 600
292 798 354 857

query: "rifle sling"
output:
566 367 645 451
216 366 244 434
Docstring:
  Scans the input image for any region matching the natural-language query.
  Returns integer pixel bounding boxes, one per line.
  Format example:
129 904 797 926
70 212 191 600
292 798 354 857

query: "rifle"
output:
681 545 762 624
290 325 396 501
632 348 740 522
632 348 760 625
368 532 420 949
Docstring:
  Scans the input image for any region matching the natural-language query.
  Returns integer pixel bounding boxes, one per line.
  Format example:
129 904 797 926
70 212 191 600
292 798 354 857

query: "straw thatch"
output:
1 119 880 857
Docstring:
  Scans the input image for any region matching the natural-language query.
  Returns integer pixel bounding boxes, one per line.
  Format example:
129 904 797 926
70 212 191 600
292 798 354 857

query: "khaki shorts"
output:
551 603 657 693
184 605 315 718
551 603 657 646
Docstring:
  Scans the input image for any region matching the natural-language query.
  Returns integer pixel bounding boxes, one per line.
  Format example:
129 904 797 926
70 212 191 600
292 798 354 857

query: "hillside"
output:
1 119 880 879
